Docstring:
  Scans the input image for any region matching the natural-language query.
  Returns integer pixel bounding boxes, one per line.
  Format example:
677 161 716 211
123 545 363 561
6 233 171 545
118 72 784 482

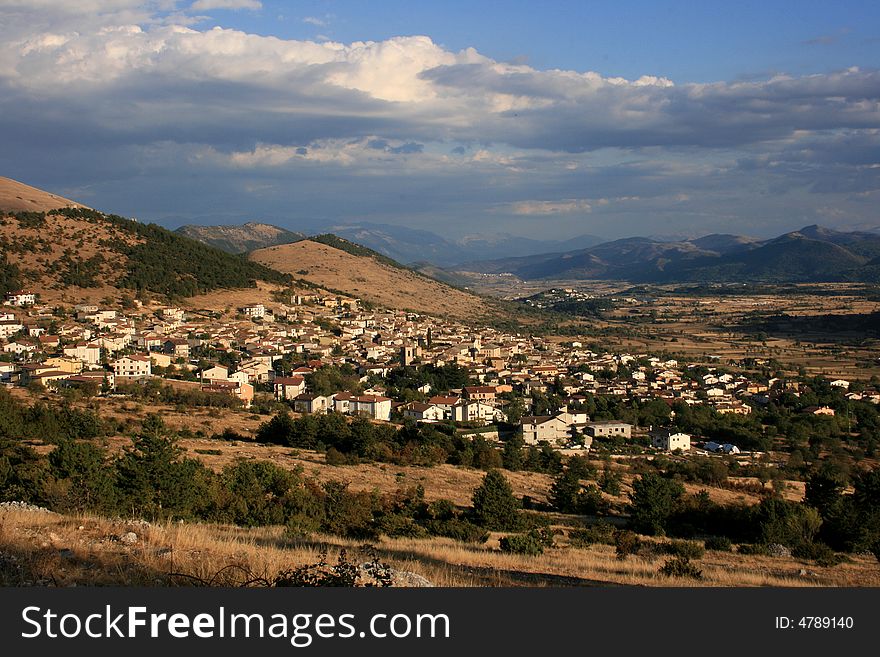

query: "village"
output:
1 287 867 460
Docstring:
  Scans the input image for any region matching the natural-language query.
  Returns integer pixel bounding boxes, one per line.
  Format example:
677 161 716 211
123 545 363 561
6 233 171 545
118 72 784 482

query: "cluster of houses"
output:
1 287 868 453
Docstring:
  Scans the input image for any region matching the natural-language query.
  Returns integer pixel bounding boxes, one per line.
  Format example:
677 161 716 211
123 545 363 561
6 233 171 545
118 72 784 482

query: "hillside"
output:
460 225 880 284
0 176 86 213
0 206 290 302
175 222 304 254
249 237 495 318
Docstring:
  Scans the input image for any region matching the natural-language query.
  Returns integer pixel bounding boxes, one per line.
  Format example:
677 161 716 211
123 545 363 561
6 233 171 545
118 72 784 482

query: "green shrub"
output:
662 540 705 559
705 536 732 552
569 521 617 548
499 530 546 556
792 542 845 567
659 556 703 579
614 529 642 560
737 543 768 555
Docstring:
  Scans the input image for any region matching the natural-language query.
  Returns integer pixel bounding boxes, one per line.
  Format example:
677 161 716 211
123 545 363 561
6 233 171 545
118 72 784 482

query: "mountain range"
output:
457 225 880 284
176 220 603 266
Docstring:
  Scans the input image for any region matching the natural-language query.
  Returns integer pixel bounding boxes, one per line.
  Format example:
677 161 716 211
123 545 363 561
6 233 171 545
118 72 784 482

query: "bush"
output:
737 543 768 555
569 521 617 548
499 530 546 556
705 536 732 552
614 529 642 560
792 542 845 567
659 556 703 579
662 540 705 560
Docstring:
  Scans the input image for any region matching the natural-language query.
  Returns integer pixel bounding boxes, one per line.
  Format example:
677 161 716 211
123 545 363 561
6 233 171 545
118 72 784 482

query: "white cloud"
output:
506 199 593 215
190 0 261 10
303 16 326 27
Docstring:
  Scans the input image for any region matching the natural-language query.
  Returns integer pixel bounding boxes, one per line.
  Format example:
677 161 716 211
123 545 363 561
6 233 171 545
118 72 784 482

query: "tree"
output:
471 469 521 530
115 415 211 519
48 439 116 513
629 473 685 535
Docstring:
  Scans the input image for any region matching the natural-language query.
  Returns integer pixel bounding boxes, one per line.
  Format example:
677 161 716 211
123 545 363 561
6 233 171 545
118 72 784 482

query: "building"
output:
402 402 445 423
463 386 497 401
651 429 691 452
274 375 306 401
349 394 392 421
63 342 102 367
521 415 571 445
242 304 265 319
112 355 152 379
452 400 506 425
4 291 36 306
294 393 331 415
584 421 633 440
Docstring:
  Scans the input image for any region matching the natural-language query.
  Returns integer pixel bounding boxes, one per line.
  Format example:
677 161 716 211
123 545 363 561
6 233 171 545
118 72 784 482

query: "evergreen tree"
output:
472 469 521 530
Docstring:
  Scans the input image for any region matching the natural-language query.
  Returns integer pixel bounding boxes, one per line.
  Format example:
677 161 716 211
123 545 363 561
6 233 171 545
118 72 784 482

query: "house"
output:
452 400 506 425
521 415 571 445
428 395 461 419
294 393 331 415
198 365 229 382
63 342 102 366
830 379 850 390
651 429 691 452
0 320 25 340
402 402 445 423
4 291 36 306
201 381 254 408
802 406 836 416
585 421 633 440
242 304 265 319
274 375 306 401
463 385 497 401
163 339 190 359
112 355 152 379
349 395 392 421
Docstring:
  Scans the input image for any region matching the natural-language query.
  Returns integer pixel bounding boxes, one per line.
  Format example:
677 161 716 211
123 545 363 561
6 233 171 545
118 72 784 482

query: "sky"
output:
0 0 878 242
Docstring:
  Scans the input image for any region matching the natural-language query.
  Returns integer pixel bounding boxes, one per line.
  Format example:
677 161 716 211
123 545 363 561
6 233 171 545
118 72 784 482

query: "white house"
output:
4 291 35 306
63 342 102 367
274 375 306 401
402 402 446 423
112 355 152 379
452 400 506 425
242 304 265 319
651 429 691 452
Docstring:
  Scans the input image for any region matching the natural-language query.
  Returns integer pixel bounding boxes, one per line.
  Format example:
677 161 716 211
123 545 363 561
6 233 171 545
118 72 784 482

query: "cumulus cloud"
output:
0 1 878 238
190 0 261 10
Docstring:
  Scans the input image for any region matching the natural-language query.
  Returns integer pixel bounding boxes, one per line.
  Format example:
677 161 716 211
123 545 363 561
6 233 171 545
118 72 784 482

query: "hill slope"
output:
1 206 290 302
175 222 304 254
0 176 86 213
250 237 494 318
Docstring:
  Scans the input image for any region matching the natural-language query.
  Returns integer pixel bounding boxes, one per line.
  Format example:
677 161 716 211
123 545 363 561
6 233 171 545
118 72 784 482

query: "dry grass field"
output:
3 508 878 587
0 176 86 213
250 240 495 320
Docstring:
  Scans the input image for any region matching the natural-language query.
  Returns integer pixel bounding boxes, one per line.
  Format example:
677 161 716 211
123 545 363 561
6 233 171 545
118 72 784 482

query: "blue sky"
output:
0 0 878 242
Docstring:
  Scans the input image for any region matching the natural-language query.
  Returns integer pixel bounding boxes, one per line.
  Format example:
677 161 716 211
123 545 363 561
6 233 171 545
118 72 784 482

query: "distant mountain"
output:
326 221 604 266
176 222 304 253
458 225 880 284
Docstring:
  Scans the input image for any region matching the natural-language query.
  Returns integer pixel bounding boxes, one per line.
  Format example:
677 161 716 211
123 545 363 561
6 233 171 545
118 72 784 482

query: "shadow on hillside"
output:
733 311 880 343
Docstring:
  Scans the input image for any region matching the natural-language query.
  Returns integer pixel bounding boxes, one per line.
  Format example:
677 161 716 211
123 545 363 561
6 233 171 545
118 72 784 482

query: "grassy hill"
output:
250 237 496 318
175 222 304 254
0 176 86 213
0 205 290 301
